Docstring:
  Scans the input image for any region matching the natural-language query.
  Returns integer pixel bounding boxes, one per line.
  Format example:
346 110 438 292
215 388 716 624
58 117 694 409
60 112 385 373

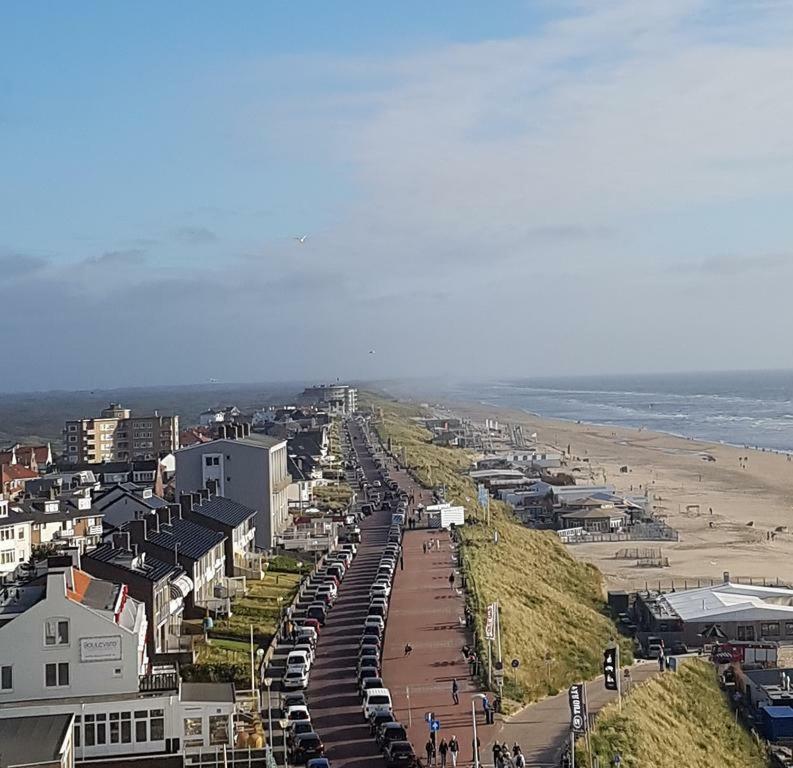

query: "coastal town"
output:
0 385 789 768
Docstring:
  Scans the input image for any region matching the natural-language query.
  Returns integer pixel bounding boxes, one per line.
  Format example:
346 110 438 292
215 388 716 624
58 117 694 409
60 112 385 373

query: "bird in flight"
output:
369 350 376 354
294 235 308 244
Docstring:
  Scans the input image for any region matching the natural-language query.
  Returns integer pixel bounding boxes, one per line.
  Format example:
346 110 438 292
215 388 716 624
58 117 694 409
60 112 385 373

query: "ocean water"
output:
442 371 793 453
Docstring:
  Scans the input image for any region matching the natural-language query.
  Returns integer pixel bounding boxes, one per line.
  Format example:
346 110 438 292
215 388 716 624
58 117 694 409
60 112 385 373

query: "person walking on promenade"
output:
425 739 436 767
400 554 404 570
423 541 428 555
514 747 526 768
451 677 460 704
438 738 448 768
482 694 491 725
448 571 455 590
404 642 413 656
493 742 503 768
448 736 459 768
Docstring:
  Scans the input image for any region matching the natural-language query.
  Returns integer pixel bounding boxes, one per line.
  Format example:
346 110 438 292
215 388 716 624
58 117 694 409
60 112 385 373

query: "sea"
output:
428 370 793 453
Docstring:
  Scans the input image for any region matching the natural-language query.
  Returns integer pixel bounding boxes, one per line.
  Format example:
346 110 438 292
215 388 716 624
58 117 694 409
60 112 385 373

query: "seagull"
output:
293 235 308 244
369 349 375 354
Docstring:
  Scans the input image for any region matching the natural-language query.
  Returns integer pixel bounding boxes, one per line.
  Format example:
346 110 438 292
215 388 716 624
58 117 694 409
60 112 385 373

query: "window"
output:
45 618 70 646
762 622 781 637
121 712 132 743
44 662 69 687
1 665 12 690
209 715 229 745
135 711 148 742
786 622 793 636
0 552 13 565
150 709 164 741
205 456 213 467
0 529 12 541
74 715 81 748
17 528 23 539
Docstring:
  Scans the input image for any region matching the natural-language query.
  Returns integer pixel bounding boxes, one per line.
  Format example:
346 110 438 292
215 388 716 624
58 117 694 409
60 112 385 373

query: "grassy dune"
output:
585 660 766 768
366 394 631 703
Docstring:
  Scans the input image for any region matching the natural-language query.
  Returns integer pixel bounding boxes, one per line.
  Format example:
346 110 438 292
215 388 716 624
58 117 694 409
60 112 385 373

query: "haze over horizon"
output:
4 1 793 392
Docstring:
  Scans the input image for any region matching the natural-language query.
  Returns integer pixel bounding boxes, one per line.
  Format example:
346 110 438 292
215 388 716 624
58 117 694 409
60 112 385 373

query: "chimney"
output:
191 491 202 508
157 506 172 528
168 502 182 521
242 422 251 438
218 424 228 440
198 487 209 501
48 486 57 500
145 513 159 536
130 543 138 557
180 493 193 516
723 571 730 584
113 531 131 551
126 519 146 544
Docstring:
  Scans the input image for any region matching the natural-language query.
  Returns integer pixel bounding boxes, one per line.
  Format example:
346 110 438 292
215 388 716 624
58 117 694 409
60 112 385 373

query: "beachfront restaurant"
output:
634 582 793 648
558 500 629 533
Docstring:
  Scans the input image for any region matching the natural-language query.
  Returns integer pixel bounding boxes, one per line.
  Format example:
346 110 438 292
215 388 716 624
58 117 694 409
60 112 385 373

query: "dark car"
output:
357 666 380 691
307 760 331 768
384 741 416 768
363 624 383 639
282 692 307 711
359 635 381 650
368 603 387 620
359 650 380 670
368 711 396 736
377 723 408 750
670 641 689 655
291 732 325 764
288 720 315 748
306 604 327 626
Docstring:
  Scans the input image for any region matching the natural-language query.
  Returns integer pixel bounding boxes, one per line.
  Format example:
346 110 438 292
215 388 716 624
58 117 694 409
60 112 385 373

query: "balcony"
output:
54 529 75 539
272 474 292 494
139 670 179 693
88 525 103 536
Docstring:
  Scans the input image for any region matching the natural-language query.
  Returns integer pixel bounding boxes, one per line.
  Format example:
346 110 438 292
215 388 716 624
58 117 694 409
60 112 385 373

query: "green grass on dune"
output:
585 660 767 768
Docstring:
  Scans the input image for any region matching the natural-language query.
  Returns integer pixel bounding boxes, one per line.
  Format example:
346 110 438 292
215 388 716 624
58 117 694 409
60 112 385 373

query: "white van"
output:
362 687 393 720
286 649 312 672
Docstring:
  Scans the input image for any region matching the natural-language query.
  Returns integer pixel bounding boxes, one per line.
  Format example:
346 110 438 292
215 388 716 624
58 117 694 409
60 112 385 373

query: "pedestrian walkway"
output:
382 526 491 766
486 662 660 766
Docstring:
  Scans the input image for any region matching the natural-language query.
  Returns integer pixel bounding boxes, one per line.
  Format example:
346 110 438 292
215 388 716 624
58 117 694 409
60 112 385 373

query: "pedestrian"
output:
514 748 525 768
448 736 459 768
404 642 413 656
400 554 404 570
439 738 448 768
423 541 428 555
493 742 503 768
658 653 665 672
425 739 436 767
449 571 455 590
451 677 459 705
482 694 491 725
502 742 512 768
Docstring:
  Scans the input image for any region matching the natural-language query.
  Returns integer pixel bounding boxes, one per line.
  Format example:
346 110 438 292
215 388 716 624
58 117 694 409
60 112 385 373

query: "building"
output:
178 492 257 577
1 464 39 499
82 532 193 660
118 507 226 616
0 444 53 474
633 581 793 647
1 490 103 567
0 496 30 577
559 500 630 532
175 426 290 550
92 483 171 528
298 384 357 415
198 407 241 427
63 404 179 464
0 564 235 761
0 566 148 703
0 713 75 768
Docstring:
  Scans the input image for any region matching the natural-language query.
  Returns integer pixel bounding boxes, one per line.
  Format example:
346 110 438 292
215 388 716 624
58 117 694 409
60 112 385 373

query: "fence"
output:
561 523 679 545
641 576 791 592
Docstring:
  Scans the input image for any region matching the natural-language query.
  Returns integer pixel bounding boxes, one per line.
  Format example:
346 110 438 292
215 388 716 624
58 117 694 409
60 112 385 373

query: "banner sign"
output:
485 603 496 640
603 647 619 691
568 684 587 733
80 635 122 662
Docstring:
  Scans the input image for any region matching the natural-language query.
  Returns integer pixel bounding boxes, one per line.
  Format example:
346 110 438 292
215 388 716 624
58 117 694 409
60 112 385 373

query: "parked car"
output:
283 692 307 712
368 711 396 736
384 741 417 768
285 704 310 722
291 732 325 764
360 676 385 697
365 615 385 632
289 720 315 748
357 666 380 692
283 666 309 690
362 688 393 720
306 604 327 626
286 649 312 672
306 759 331 768
377 722 408 751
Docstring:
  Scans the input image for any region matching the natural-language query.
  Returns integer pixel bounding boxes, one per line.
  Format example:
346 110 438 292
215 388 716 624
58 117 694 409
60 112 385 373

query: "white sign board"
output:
80 635 122 662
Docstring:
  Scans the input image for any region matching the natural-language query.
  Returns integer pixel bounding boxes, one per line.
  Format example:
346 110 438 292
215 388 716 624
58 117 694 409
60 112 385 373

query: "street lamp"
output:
261 665 272 752
278 718 290 768
471 693 486 768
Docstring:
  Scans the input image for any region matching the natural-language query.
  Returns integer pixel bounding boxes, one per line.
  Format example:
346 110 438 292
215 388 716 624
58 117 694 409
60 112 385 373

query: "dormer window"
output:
44 501 59 514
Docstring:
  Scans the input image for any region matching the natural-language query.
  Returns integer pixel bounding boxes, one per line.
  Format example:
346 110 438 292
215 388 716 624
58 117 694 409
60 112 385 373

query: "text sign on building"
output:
80 635 123 662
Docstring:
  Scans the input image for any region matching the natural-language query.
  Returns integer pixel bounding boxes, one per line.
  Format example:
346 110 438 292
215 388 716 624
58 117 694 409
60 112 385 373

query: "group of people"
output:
424 735 460 768
493 741 526 768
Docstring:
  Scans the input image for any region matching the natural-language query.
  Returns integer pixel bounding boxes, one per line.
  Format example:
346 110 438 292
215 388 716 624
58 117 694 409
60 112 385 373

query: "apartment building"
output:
63 403 179 464
0 496 31 577
175 425 290 549
298 384 357 414
82 532 193 659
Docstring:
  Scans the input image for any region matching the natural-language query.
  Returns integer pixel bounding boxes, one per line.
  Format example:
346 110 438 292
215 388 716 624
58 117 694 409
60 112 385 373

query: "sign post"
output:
603 644 621 710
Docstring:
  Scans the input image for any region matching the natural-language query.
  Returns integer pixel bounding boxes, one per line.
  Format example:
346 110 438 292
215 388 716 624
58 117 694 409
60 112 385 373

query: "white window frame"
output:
44 661 70 688
44 618 70 647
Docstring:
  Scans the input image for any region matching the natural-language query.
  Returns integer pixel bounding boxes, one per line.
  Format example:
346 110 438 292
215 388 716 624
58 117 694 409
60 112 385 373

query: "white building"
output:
0 565 236 760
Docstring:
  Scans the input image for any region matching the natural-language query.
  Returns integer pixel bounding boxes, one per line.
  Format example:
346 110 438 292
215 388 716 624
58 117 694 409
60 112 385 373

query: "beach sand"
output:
445 400 793 591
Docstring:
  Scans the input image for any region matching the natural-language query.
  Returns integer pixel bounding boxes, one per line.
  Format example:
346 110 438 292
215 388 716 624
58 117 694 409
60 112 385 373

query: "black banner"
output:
568 684 587 733
603 647 618 691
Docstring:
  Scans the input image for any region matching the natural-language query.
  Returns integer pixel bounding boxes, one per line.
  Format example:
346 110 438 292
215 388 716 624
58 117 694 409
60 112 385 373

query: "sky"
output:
3 0 793 392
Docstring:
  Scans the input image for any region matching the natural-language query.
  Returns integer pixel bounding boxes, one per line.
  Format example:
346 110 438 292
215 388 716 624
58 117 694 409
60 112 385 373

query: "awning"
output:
170 574 194 599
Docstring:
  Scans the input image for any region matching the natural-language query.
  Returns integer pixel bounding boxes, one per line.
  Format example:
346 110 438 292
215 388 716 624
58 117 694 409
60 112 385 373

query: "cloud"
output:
174 226 219 245
0 251 48 278
82 249 148 267
682 253 791 277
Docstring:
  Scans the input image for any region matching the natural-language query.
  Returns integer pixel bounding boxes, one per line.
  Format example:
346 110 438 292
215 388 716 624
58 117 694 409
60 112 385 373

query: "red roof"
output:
0 464 38 484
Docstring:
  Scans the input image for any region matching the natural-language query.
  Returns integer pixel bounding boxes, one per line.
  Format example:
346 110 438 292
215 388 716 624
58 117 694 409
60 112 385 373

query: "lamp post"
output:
261 666 272 751
278 718 290 768
471 693 486 768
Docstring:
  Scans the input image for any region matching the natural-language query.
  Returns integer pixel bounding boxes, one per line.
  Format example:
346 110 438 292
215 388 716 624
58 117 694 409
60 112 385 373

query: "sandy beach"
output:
444 400 793 591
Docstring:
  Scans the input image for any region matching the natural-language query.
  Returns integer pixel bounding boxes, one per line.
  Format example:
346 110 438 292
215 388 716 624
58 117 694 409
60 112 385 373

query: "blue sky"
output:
3 1 793 391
